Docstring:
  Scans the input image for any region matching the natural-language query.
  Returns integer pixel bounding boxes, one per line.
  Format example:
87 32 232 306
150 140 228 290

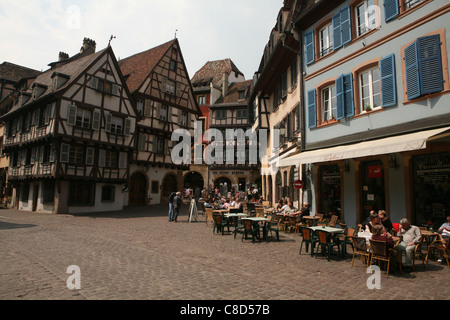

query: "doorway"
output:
129 173 147 206
362 160 386 220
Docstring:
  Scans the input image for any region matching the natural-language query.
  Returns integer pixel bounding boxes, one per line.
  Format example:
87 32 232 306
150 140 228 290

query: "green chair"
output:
213 213 230 235
242 219 259 243
315 229 341 261
299 227 318 256
264 215 280 241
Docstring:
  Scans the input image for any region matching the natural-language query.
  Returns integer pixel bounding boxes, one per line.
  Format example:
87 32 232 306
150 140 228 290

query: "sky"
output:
0 0 283 80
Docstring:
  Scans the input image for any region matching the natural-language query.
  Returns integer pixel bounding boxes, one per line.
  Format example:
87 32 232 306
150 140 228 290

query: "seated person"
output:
275 200 284 212
438 215 450 240
234 198 243 210
299 202 310 218
371 224 394 250
204 199 213 208
365 212 385 233
379 210 394 235
222 200 231 209
396 218 422 272
283 201 298 215
230 197 236 207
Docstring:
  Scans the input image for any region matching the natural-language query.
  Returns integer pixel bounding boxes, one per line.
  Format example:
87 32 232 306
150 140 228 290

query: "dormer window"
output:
51 72 70 90
31 84 47 100
238 90 245 100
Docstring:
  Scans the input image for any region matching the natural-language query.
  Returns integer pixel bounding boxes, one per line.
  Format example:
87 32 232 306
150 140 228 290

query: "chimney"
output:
222 72 229 97
58 52 69 62
80 37 97 55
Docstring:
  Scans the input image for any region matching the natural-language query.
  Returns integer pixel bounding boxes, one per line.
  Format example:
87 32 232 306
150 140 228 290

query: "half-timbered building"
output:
1 39 137 214
209 79 260 192
118 39 201 205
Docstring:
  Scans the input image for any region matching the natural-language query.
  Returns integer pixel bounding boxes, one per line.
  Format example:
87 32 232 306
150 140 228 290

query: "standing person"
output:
396 218 422 273
173 192 183 222
168 191 176 222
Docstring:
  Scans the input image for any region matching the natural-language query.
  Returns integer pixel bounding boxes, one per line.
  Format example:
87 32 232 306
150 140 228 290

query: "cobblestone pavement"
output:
1 204 449 302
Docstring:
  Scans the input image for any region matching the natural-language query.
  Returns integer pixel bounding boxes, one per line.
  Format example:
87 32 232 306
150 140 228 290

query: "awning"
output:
279 127 450 167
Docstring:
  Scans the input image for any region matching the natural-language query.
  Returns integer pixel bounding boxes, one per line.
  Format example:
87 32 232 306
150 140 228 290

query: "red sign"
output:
368 165 383 178
294 180 303 189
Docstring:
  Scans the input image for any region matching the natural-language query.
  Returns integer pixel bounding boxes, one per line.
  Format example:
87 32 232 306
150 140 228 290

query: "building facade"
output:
280 0 450 228
190 59 246 191
1 40 138 214
118 39 201 205
250 0 304 207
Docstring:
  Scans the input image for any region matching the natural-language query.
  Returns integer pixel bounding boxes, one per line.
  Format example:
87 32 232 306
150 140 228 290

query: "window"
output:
279 73 288 102
290 59 298 87
69 145 84 164
198 95 206 105
42 181 55 205
236 109 248 119
404 0 423 9
69 181 95 206
216 110 226 120
359 67 381 112
238 91 245 100
137 98 144 115
404 34 444 100
355 0 376 37
319 23 334 57
75 108 91 129
160 105 168 121
322 85 337 122
105 150 117 168
153 137 167 155
101 185 115 202
169 59 177 71
110 116 123 135
180 111 188 127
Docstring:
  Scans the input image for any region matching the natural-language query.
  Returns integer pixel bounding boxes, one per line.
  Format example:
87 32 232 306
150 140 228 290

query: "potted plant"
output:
364 103 372 112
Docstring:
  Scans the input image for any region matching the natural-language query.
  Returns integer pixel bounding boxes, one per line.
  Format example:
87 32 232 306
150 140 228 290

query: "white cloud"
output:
0 0 282 79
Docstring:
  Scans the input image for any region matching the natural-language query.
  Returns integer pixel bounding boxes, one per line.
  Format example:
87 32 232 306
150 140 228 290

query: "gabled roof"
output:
212 80 253 107
0 62 42 83
191 59 244 87
118 39 176 94
3 48 108 118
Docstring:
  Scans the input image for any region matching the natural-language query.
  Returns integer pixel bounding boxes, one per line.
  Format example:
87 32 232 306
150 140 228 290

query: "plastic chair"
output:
264 215 280 241
351 237 371 268
315 229 341 261
242 219 258 243
412 238 426 270
329 215 338 227
369 239 402 278
299 227 318 256
212 213 230 235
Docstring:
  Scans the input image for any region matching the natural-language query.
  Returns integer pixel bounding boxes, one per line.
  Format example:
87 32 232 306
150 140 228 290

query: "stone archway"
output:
183 171 204 189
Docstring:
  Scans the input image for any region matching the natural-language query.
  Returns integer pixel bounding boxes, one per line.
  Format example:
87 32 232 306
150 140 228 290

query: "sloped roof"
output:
212 80 253 107
191 59 244 87
118 39 176 94
4 48 108 117
0 62 42 83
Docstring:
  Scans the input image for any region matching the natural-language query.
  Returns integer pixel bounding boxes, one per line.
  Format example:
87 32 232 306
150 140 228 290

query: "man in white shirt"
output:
396 218 422 273
438 215 450 239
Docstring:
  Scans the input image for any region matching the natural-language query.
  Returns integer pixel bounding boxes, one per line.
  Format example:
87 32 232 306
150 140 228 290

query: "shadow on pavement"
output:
0 221 37 230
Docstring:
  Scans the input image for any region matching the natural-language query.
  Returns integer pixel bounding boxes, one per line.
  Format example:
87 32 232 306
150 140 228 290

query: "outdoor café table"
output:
242 217 270 240
303 216 320 226
309 226 345 235
224 213 248 228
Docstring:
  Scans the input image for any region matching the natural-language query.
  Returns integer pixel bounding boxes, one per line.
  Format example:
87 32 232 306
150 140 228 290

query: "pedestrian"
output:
173 192 183 222
168 191 176 222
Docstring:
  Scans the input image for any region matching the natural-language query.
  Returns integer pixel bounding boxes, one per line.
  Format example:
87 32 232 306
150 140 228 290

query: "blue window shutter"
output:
404 41 421 100
343 73 354 118
305 31 315 65
380 54 397 107
333 12 342 50
335 75 345 120
341 7 352 46
384 0 399 22
417 35 444 95
307 89 317 128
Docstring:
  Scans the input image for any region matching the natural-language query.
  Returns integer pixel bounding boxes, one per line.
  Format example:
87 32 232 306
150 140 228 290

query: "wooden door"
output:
129 173 147 206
